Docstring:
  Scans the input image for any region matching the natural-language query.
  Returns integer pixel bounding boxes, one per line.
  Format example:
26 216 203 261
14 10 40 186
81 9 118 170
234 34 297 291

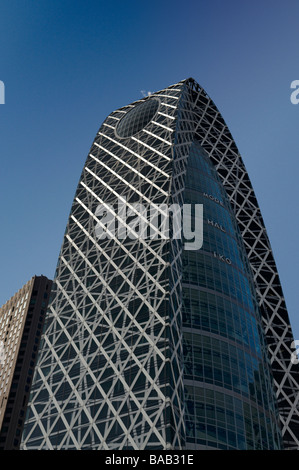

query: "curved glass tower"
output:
21 78 299 450
182 142 281 449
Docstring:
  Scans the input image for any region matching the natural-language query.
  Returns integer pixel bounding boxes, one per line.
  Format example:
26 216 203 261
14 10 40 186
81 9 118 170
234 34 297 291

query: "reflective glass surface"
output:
116 98 160 138
182 141 282 450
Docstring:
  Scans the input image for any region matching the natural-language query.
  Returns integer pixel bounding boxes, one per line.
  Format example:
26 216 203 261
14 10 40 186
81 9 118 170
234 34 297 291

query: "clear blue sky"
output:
0 0 298 340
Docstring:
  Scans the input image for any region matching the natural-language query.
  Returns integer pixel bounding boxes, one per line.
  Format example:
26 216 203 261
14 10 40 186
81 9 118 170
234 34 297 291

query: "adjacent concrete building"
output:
0 275 52 449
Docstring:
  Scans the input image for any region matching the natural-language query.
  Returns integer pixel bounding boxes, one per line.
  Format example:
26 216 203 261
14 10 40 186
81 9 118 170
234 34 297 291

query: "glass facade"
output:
181 142 282 449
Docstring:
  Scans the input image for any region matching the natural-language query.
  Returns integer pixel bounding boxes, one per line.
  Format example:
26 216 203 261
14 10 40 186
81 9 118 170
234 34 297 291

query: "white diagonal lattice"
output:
20 79 299 450
179 78 299 449
21 83 187 450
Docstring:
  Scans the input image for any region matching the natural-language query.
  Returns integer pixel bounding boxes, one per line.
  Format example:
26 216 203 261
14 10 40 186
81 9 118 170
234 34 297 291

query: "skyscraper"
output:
21 78 299 450
0 275 52 449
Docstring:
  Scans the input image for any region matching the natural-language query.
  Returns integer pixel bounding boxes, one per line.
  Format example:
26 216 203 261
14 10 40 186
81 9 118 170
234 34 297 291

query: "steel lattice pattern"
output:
21 83 187 450
180 78 299 449
20 79 299 449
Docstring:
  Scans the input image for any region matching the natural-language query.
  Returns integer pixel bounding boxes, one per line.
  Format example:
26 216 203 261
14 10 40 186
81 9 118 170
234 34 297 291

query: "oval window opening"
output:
116 98 160 139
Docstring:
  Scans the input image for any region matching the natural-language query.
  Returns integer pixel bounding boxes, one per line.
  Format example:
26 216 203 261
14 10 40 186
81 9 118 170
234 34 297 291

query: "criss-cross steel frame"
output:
21 79 299 450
